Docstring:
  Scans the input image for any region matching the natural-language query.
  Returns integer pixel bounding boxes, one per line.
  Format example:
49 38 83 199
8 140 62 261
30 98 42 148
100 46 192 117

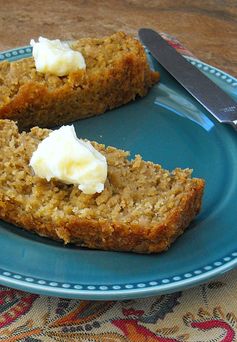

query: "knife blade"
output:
138 28 237 131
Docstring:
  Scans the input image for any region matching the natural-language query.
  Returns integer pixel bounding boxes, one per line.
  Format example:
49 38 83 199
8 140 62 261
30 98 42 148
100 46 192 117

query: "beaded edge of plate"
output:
1 252 237 293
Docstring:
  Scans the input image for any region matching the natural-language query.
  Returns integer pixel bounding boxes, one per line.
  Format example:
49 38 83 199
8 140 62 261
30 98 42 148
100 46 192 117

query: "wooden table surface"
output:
0 0 236 77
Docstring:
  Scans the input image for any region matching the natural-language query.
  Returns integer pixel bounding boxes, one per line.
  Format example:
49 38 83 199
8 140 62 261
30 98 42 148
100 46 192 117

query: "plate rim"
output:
0 252 237 300
0 46 236 299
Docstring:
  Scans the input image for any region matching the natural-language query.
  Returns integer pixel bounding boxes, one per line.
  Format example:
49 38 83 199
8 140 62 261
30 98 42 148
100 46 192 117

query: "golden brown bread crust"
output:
0 120 205 254
0 32 159 130
0 179 204 253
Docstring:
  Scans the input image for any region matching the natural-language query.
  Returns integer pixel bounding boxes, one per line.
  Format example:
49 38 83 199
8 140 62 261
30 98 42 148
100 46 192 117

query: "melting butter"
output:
30 37 86 76
30 125 107 195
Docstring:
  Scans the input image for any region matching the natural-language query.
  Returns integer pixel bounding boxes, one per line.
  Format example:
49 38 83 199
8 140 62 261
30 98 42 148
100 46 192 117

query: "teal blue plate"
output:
0 46 236 300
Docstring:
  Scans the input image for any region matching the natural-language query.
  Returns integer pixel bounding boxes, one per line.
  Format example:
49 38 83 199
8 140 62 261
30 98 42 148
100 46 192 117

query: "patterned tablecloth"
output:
0 34 237 342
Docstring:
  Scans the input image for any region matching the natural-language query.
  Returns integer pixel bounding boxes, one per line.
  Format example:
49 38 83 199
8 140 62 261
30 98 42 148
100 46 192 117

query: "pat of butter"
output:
30 37 86 76
29 125 107 195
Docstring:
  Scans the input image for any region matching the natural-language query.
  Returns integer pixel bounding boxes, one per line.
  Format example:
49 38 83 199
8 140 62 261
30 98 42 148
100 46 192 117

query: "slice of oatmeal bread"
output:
0 120 204 253
0 32 159 130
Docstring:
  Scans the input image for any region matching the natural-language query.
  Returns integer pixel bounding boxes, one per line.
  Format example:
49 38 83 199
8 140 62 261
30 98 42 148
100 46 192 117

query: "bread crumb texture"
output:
0 120 205 253
0 32 159 130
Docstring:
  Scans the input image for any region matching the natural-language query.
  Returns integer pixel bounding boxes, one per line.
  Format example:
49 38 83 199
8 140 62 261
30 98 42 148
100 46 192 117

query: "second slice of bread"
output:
0 32 159 130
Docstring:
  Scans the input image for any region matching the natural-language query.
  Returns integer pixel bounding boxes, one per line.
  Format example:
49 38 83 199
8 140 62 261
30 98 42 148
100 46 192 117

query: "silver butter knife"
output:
139 28 237 131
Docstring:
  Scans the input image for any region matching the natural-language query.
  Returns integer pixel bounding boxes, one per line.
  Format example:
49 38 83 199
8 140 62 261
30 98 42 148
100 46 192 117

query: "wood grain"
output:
0 0 236 76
